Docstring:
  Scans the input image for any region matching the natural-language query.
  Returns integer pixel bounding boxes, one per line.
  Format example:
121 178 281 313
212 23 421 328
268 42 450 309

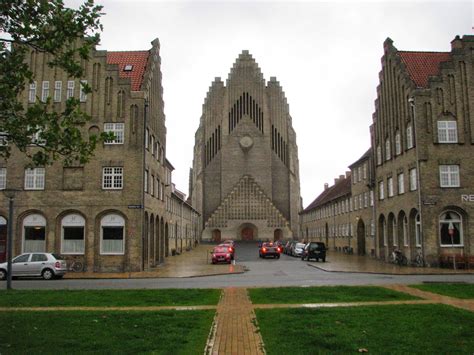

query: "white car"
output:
292 243 306 257
0 253 67 280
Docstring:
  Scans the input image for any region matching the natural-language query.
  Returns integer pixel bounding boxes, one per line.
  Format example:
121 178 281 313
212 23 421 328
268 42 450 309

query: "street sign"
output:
127 205 143 209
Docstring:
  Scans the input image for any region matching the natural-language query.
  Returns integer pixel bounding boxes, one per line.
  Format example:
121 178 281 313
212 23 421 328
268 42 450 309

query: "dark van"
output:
302 242 326 262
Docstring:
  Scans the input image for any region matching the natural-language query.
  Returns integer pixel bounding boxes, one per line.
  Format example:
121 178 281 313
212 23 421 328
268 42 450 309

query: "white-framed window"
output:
354 195 359 210
144 169 149 193
79 80 87 102
415 213 421 247
61 214 85 254
385 138 391 160
41 81 50 102
28 81 37 103
23 214 46 253
54 81 62 102
376 145 382 165
439 165 460 187
150 136 155 156
403 215 408 246
358 166 362 182
388 177 394 197
439 211 463 247
0 168 6 190
102 167 123 190
100 214 125 255
370 190 374 207
24 168 45 190
104 123 125 144
30 126 46 146
395 131 401 155
67 80 75 99
378 181 384 200
363 163 367 179
353 169 358 184
398 173 405 194
145 128 149 149
364 192 368 208
370 219 375 236
151 174 155 196
383 220 387 246
406 125 413 149
392 219 398 246
409 168 417 191
161 182 165 200
437 121 457 143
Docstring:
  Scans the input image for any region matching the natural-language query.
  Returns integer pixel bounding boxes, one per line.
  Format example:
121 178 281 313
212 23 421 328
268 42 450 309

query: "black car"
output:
301 242 326 262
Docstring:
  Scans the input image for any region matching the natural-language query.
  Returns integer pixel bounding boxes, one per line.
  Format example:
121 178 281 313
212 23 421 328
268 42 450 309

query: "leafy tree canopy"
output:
0 0 108 166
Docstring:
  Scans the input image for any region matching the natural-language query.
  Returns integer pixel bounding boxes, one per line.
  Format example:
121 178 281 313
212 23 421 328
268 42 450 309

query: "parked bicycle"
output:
69 261 84 272
390 249 408 266
413 251 424 267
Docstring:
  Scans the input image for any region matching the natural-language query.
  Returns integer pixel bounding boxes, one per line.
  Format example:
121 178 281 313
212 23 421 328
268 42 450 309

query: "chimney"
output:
451 35 462 50
339 174 345 180
345 171 351 178
334 178 339 184
324 183 329 190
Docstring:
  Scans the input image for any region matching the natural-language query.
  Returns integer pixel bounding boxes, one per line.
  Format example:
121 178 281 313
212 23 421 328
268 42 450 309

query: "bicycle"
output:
390 249 408 266
413 252 424 267
69 260 84 272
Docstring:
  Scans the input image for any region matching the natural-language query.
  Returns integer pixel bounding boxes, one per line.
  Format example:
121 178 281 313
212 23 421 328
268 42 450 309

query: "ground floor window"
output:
403 216 408 246
61 214 85 254
415 213 421 247
23 214 46 252
100 214 125 254
439 211 462 246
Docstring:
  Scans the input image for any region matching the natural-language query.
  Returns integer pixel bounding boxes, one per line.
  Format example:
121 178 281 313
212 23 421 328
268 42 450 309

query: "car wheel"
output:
276 254 280 259
0 269 6 280
42 268 54 280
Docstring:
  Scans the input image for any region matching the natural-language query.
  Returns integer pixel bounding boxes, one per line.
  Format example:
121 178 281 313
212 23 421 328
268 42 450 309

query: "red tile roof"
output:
398 51 451 88
107 51 150 91
302 176 351 213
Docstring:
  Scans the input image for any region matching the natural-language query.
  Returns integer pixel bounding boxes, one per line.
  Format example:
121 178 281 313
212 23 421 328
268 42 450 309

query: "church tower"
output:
190 51 301 241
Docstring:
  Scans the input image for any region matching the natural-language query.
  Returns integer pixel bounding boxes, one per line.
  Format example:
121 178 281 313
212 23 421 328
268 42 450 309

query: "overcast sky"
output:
71 0 472 207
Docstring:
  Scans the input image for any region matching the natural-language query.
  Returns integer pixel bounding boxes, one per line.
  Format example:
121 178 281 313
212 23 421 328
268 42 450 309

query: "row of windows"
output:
377 121 459 166
145 128 165 164
352 163 367 184
4 213 126 255
301 191 375 223
306 220 376 239
29 80 87 103
144 169 165 200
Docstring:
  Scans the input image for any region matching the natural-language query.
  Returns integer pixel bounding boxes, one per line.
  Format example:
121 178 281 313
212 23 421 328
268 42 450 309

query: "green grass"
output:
256 304 474 354
0 310 214 354
411 283 474 299
248 286 419 304
0 288 221 307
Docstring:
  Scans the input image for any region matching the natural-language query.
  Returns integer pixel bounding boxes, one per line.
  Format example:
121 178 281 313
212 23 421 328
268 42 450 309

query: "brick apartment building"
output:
301 35 474 266
0 38 199 272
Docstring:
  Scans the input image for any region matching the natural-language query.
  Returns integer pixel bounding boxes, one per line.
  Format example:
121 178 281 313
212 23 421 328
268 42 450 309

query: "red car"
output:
211 246 232 264
218 243 235 260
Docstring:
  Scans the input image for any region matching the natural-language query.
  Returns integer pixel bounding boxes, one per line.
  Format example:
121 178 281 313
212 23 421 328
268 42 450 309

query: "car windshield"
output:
214 247 227 253
295 243 306 248
52 253 64 260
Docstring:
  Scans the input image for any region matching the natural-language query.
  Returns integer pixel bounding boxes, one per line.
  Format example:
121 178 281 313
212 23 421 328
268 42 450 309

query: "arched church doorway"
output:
239 223 257 241
356 218 366 256
274 229 283 241
212 229 221 243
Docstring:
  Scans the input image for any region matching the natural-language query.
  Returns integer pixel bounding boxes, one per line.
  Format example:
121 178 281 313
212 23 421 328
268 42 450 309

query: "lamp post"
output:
3 189 19 290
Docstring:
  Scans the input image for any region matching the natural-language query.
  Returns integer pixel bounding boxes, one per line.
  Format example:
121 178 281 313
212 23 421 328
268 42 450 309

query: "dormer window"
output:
124 65 133 72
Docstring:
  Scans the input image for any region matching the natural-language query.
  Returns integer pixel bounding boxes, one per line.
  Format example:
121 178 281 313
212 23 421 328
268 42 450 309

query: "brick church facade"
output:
190 51 302 242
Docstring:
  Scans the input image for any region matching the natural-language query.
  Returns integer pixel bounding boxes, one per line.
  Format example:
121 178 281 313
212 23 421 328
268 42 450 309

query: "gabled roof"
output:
302 176 351 213
348 148 372 169
107 51 150 91
398 51 451 88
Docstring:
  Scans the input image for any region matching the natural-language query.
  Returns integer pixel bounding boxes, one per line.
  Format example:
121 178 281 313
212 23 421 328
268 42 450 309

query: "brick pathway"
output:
383 284 474 312
208 288 265 355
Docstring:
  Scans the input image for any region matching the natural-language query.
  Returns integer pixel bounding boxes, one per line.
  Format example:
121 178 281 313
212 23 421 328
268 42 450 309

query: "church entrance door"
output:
212 229 221 243
241 227 254 241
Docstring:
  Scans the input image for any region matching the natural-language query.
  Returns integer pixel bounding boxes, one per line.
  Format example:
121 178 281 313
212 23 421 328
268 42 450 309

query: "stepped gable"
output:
227 50 265 84
206 175 288 229
107 51 150 91
303 176 351 213
397 51 451 89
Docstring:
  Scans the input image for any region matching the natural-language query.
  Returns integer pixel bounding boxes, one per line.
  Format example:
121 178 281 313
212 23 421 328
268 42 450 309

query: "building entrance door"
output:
241 227 254 241
357 219 366 256
212 229 221 243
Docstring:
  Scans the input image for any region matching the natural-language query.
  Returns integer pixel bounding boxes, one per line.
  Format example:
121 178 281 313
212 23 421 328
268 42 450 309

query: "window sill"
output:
100 252 125 255
440 244 464 248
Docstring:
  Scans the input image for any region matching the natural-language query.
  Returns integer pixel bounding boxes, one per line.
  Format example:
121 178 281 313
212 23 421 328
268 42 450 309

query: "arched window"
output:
100 214 125 255
61 214 85 254
392 219 397 246
376 145 382 165
395 131 401 155
403 215 408 246
406 125 413 149
23 214 46 252
439 211 462 246
415 213 421 247
385 138 391 160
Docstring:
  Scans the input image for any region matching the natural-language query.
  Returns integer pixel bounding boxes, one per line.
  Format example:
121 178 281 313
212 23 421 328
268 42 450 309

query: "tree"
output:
0 0 109 166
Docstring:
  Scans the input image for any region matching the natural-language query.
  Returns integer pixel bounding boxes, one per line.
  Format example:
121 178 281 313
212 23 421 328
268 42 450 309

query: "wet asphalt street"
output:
3 241 474 289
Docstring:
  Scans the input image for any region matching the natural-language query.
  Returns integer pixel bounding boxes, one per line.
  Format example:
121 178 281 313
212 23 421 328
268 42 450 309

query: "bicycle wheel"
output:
71 262 83 272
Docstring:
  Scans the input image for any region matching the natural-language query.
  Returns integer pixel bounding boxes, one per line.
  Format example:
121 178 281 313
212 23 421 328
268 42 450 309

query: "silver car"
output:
0 253 67 280
292 243 306 257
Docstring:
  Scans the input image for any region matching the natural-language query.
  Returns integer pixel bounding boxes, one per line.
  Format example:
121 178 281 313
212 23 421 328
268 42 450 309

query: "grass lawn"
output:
411 283 474 299
0 288 221 307
256 304 474 354
0 309 214 354
248 286 418 304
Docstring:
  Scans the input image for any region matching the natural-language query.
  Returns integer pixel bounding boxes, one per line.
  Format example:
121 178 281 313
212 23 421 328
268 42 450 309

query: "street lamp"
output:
3 188 19 290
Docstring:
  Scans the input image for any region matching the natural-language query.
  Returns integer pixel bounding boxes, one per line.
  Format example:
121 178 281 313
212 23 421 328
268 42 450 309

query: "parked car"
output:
0 253 67 280
292 243 306 257
218 243 235 260
301 242 327 262
222 240 235 247
285 241 296 255
259 242 281 259
211 246 232 264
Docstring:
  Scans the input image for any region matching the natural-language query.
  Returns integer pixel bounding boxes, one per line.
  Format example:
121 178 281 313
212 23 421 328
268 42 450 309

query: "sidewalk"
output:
65 244 245 279
307 251 474 275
